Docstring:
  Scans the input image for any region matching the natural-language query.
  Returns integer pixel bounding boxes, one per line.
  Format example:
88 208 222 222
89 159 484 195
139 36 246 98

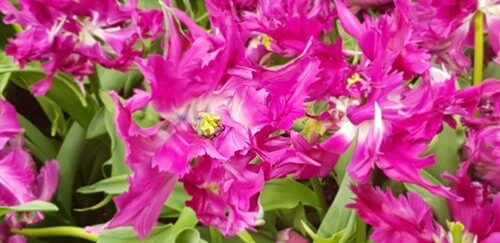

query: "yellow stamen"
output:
262 35 272 49
197 113 222 137
203 182 220 195
347 73 362 86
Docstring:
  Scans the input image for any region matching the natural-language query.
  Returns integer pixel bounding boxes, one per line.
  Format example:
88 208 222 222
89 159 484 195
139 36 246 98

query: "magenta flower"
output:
461 79 500 189
0 0 162 95
106 6 327 236
254 130 352 180
443 165 500 242
0 100 59 243
349 184 438 243
335 0 431 79
352 168 500 243
106 12 255 235
396 0 500 71
109 91 262 237
253 101 355 180
183 156 264 236
240 0 336 56
342 65 464 199
462 125 500 189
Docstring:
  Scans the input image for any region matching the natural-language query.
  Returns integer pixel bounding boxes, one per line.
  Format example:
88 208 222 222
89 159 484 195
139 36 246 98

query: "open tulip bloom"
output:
0 0 498 242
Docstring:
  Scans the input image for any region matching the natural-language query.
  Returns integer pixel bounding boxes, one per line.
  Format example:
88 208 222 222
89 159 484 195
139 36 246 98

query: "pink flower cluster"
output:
0 0 163 95
102 0 500 239
0 100 59 242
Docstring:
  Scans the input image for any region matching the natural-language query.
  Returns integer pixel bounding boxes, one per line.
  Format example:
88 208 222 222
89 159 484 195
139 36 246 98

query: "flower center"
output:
197 112 222 137
202 182 220 195
261 35 272 49
347 73 362 86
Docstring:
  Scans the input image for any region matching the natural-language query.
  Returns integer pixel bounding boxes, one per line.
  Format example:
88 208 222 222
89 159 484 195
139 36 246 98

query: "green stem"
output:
355 216 366 243
311 177 327 219
195 12 209 24
74 194 113 212
88 68 102 105
473 11 484 86
11 226 98 242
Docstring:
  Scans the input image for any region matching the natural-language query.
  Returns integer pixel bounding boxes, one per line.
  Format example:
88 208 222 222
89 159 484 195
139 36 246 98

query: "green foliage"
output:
261 178 322 211
0 201 58 217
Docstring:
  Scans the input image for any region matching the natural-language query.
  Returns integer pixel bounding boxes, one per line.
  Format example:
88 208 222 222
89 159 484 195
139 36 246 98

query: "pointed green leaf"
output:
0 201 58 217
260 178 321 211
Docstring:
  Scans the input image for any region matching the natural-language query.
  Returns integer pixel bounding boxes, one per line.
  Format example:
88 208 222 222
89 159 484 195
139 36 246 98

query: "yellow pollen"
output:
262 35 272 49
197 113 222 137
203 182 220 194
347 73 362 86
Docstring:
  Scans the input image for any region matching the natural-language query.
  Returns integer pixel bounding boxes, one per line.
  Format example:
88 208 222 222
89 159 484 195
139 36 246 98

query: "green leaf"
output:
333 139 356 183
7 69 97 128
98 225 173 243
0 201 58 217
165 184 190 211
340 212 358 243
86 107 107 139
0 71 10 97
123 70 143 97
426 124 465 184
355 216 366 243
97 65 128 91
179 0 195 19
317 174 354 238
260 178 321 211
209 227 223 243
302 220 344 243
237 230 256 243
56 123 89 216
175 229 206 243
98 208 199 243
276 204 309 235
170 207 198 233
18 114 59 162
337 21 359 53
404 170 451 225
303 211 359 243
36 96 67 136
100 91 130 176
77 175 129 195
483 61 500 79
138 0 162 9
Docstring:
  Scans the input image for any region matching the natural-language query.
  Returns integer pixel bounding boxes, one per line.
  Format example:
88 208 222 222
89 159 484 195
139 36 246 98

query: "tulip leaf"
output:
426 124 465 184
100 91 130 176
175 228 206 243
0 201 59 217
18 114 59 162
36 96 67 137
56 123 89 216
97 208 199 243
404 170 451 225
260 178 321 211
6 67 97 128
77 175 129 195
86 107 107 139
317 174 354 238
